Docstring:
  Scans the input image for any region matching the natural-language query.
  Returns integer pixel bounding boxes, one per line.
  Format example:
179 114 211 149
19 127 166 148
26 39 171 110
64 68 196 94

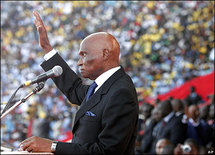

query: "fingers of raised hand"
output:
33 11 42 22
33 11 44 28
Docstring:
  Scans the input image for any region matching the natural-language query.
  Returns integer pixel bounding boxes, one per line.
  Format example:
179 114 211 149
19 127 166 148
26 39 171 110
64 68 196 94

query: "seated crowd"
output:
136 94 214 154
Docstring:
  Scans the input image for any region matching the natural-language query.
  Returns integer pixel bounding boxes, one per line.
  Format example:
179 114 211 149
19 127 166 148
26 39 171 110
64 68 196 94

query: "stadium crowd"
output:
1 1 214 154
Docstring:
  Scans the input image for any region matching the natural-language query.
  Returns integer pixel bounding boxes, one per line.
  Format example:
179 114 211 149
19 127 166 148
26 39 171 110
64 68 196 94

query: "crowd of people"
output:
1 1 214 154
136 96 214 154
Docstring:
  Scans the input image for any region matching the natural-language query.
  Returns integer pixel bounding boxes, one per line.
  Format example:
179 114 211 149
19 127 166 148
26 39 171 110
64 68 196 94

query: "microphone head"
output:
52 66 63 77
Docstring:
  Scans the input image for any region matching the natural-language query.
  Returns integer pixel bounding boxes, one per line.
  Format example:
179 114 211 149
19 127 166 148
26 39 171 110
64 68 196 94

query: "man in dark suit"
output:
19 11 139 154
150 100 187 154
136 106 162 154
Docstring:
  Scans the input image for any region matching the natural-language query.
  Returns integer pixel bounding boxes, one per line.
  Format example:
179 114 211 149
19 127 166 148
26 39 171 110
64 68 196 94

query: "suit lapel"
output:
73 90 102 126
72 67 126 133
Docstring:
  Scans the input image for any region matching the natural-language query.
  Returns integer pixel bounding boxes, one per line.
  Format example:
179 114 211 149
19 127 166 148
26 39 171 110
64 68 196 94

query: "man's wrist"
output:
51 141 58 152
44 46 53 53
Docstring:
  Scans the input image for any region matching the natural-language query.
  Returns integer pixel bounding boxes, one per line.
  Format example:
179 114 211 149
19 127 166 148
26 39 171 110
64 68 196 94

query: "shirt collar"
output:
188 118 200 127
175 111 183 116
94 66 120 92
163 112 175 123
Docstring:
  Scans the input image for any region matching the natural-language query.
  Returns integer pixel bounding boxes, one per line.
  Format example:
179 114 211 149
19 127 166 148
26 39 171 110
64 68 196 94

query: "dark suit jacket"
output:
187 119 211 146
41 53 139 154
137 119 157 154
159 114 187 145
151 113 187 154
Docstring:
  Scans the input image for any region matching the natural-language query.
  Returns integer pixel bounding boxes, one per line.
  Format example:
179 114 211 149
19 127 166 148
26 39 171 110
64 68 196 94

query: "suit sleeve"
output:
40 53 88 105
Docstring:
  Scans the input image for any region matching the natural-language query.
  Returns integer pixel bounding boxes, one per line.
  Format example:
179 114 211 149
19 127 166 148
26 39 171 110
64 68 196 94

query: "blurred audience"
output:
1 1 214 153
151 100 187 154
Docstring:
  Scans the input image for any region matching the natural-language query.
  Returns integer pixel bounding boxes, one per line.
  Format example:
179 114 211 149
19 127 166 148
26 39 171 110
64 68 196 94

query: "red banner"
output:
157 71 214 102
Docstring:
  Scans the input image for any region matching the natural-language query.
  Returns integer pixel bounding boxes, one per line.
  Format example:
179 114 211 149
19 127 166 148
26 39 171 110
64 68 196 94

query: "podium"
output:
1 146 53 155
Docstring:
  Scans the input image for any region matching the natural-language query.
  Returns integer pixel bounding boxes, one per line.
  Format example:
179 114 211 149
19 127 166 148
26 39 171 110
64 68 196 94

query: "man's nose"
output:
77 58 83 66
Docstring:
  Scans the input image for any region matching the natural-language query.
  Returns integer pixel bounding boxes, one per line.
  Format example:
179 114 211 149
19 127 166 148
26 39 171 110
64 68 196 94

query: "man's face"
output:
77 38 105 80
142 105 151 119
156 139 170 154
189 105 199 120
152 107 162 122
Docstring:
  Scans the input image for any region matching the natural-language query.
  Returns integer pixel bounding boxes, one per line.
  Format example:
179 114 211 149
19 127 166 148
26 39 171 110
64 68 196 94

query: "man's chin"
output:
81 72 95 80
82 75 95 80
81 73 89 79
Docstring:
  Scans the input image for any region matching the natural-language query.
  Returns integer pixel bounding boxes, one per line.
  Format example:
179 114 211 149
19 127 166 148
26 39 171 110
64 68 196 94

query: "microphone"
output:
21 65 63 87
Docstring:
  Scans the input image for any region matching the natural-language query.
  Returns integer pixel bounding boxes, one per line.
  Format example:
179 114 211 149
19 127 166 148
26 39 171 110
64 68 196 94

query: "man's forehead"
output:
80 35 108 50
82 33 107 43
79 38 96 50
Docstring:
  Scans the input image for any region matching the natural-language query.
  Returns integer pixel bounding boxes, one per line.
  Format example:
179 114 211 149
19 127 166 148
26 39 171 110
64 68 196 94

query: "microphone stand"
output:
1 82 45 120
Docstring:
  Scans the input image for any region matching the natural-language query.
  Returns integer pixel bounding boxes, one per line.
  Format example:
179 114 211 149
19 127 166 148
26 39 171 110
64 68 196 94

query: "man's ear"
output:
103 49 110 60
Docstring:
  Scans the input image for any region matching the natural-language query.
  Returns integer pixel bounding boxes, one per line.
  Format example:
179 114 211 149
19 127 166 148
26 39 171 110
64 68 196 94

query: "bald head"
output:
81 32 120 62
157 100 172 118
171 99 184 113
78 32 120 80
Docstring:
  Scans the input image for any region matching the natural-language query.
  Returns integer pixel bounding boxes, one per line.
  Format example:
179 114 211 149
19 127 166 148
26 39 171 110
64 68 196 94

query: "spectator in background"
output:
207 103 215 152
136 106 162 154
182 99 190 117
171 98 188 127
199 105 209 122
186 105 211 147
151 99 186 154
208 103 215 126
186 86 203 106
171 99 184 118
138 102 154 132
155 138 173 154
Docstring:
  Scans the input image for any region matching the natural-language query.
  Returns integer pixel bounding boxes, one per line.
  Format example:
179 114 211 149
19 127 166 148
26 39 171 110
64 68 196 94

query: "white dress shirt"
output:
94 66 120 92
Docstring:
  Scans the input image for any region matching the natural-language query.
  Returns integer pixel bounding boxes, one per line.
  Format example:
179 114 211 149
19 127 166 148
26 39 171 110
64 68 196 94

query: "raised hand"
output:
33 11 53 53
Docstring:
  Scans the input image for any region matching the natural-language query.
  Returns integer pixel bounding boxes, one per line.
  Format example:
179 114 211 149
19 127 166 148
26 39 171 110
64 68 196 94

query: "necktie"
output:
86 82 98 101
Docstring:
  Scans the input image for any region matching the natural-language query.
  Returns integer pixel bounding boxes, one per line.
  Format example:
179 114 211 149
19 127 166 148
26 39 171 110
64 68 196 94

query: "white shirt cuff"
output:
44 49 57 61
